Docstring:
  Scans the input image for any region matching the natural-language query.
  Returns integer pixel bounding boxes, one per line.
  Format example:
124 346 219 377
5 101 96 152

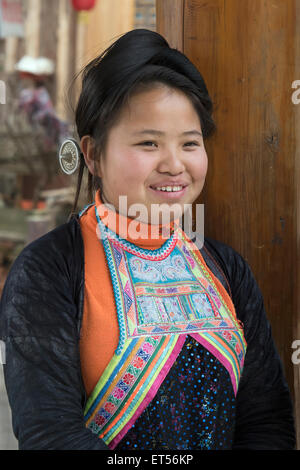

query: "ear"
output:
80 135 101 177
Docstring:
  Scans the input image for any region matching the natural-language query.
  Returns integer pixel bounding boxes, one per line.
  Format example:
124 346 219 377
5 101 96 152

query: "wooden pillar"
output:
294 0 300 449
157 0 300 447
25 0 42 57
70 0 135 106
83 0 135 66
56 0 73 120
4 37 19 73
156 0 184 50
75 12 87 74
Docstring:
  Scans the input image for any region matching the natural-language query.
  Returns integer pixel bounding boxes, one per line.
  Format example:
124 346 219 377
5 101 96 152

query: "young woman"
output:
0 29 295 450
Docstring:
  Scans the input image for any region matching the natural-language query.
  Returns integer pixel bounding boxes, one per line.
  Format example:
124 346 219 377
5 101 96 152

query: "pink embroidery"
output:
222 331 232 342
104 402 116 413
142 342 154 354
95 414 105 426
123 373 135 385
113 388 125 400
132 356 144 369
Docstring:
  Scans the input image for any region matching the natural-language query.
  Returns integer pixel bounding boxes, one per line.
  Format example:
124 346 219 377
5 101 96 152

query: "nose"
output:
157 147 185 174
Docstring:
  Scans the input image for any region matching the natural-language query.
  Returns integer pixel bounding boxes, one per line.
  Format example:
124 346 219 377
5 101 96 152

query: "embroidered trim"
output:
181 230 242 334
95 205 178 260
81 202 247 448
78 203 94 218
85 334 183 448
190 330 246 396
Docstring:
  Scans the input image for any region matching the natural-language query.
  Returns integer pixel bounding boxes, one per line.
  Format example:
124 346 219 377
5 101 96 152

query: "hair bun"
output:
75 28 215 140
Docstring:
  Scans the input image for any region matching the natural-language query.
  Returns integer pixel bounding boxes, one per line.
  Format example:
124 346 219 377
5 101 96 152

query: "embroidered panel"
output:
107 231 240 342
82 206 247 447
115 336 236 450
84 334 185 448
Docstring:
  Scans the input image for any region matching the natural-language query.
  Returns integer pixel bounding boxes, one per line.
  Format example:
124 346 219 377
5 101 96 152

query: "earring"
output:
58 138 82 175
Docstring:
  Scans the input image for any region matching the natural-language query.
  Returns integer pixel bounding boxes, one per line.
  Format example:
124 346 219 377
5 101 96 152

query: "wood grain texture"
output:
56 0 74 119
156 0 184 50
294 0 300 449
157 0 300 446
25 0 41 57
84 0 135 65
4 37 18 73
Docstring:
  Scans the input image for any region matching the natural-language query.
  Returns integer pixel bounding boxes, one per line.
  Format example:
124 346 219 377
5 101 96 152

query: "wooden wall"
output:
81 0 135 69
157 0 300 447
56 0 135 118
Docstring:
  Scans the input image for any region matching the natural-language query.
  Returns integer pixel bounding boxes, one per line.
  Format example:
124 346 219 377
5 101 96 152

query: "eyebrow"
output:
132 129 203 137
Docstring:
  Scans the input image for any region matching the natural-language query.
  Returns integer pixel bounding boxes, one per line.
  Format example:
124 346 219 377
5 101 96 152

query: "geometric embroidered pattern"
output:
112 237 240 340
82 204 247 449
84 334 185 449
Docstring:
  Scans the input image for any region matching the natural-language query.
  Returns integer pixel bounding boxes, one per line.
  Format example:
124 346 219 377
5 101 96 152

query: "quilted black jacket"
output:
0 214 296 450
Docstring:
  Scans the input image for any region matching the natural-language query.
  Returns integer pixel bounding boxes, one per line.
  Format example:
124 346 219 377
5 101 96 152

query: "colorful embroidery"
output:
95 206 177 261
101 226 243 346
82 204 247 449
84 334 186 448
116 337 236 450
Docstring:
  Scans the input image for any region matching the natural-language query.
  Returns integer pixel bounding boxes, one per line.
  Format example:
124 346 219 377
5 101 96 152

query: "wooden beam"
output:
75 12 87 74
4 37 19 73
156 0 184 51
25 0 41 57
56 0 73 120
294 0 300 450
83 0 135 67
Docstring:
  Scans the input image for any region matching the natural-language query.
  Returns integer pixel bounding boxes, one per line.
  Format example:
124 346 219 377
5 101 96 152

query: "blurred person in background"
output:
15 55 69 150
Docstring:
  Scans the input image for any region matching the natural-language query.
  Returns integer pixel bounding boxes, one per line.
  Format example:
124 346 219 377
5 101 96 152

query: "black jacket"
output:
0 214 296 450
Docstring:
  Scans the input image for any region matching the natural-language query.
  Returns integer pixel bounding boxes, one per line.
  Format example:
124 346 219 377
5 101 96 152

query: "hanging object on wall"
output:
71 0 96 25
0 0 24 38
72 0 97 76
71 0 96 11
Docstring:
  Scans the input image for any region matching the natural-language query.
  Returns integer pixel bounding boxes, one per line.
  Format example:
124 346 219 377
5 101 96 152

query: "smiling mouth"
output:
149 185 187 192
148 186 188 200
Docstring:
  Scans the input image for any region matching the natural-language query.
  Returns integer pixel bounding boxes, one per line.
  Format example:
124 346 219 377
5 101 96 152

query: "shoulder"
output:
0 216 84 340
201 236 249 289
203 236 246 272
24 215 82 256
0 216 84 309
201 236 263 325
8 216 83 276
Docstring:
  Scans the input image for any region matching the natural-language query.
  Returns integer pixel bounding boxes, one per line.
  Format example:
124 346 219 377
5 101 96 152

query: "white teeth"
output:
154 186 183 192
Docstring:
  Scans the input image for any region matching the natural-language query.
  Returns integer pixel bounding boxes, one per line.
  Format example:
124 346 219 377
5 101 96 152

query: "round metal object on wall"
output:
58 139 81 175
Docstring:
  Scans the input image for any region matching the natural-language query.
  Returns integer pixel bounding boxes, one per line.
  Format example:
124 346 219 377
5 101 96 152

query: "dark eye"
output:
139 141 157 147
184 141 199 147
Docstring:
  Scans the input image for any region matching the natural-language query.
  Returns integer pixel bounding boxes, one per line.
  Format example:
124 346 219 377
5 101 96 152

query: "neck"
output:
95 190 179 249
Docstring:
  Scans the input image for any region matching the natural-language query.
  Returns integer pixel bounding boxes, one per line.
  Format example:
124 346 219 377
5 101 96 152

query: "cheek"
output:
123 154 153 183
103 158 149 194
191 151 208 180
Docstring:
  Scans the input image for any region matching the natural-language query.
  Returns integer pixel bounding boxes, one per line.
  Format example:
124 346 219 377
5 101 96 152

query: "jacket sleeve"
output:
0 231 108 450
214 243 296 450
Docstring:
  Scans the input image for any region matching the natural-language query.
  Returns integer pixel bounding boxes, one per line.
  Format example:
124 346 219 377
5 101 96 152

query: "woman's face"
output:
83 85 208 224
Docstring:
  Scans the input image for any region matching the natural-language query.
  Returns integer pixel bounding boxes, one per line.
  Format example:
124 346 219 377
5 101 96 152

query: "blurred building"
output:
0 0 156 210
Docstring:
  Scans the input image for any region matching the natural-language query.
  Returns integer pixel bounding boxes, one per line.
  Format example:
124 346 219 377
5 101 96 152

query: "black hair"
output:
68 28 216 221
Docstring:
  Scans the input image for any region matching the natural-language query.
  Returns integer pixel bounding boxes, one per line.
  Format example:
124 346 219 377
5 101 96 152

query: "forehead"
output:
115 86 201 131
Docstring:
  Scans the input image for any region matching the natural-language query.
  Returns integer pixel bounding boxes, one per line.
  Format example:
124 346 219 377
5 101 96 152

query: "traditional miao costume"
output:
78 190 247 450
